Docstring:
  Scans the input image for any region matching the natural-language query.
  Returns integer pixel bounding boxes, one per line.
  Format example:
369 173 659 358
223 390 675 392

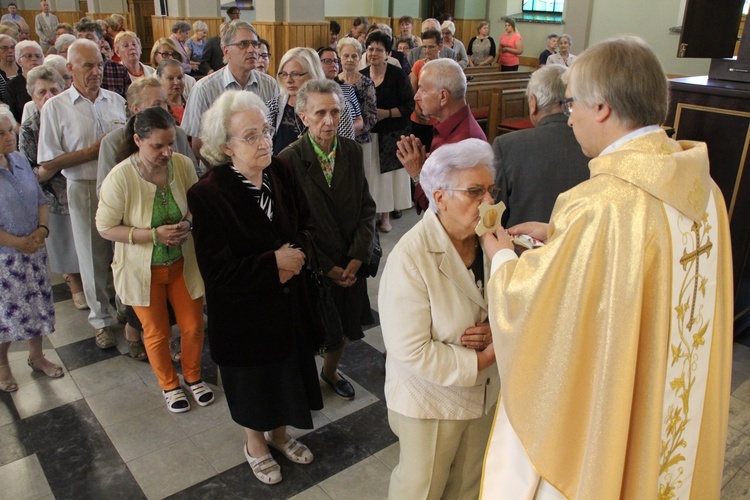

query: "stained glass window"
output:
522 0 564 13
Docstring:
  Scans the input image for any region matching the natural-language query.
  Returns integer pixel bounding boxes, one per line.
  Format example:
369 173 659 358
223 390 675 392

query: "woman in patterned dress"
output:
0 104 59 393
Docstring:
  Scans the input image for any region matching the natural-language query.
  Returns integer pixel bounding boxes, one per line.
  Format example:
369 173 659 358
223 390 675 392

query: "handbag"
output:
378 127 410 173
361 230 382 278
300 231 344 342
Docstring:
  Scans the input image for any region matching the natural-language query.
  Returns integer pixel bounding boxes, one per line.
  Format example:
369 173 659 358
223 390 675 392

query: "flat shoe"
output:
264 433 314 464
27 356 64 378
95 327 117 350
72 291 89 310
320 369 355 400
244 445 281 484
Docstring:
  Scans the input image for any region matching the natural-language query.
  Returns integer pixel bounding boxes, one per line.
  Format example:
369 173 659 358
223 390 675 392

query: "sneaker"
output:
185 380 215 407
164 387 191 413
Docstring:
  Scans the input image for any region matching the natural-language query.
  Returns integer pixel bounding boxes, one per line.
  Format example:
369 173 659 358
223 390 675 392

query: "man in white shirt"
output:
181 20 278 162
34 0 58 52
38 39 127 349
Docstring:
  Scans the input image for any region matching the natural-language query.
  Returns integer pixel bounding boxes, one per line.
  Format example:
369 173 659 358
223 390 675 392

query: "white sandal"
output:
163 387 190 413
184 380 214 407
244 445 281 484
264 432 314 464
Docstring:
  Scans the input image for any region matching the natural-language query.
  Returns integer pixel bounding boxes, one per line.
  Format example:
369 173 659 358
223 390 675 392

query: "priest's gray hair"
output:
422 58 466 100
295 79 344 115
567 35 668 128
199 90 268 168
527 64 567 113
420 138 495 213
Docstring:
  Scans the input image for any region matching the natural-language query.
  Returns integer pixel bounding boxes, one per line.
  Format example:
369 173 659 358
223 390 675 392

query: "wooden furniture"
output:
666 76 750 336
465 76 530 124
486 88 531 143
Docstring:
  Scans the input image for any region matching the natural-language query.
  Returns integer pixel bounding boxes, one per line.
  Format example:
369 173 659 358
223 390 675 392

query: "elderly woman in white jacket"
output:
379 138 500 500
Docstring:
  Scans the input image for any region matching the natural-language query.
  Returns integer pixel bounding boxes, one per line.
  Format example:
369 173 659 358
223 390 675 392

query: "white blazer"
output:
379 209 500 420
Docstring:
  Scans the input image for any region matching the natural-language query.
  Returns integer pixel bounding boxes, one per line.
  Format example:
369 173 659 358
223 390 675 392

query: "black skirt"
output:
220 336 323 431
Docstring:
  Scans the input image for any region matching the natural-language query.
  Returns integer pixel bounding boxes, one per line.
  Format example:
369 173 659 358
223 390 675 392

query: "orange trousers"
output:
132 258 204 391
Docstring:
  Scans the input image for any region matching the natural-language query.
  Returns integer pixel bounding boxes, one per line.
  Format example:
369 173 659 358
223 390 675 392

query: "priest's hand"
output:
508 221 550 243
477 342 496 371
461 322 492 351
480 227 514 260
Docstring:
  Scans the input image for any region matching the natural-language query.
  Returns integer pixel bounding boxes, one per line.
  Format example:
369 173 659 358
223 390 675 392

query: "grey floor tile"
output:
318 455 391 500
726 426 750 468
86 378 164 427
0 454 53 499
46 303 95 348
168 384 231 437
70 355 140 398
105 406 188 463
189 420 247 474
730 396 750 434
726 460 741 487
11 372 83 420
373 442 399 471
723 467 750 499
127 438 217 499
289 485 334 500
0 422 29 467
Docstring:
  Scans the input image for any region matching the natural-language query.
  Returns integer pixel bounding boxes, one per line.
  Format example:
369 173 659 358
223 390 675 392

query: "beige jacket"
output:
96 153 204 306
379 209 500 420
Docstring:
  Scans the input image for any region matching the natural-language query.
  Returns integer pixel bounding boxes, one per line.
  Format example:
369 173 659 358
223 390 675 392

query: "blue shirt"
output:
0 152 46 254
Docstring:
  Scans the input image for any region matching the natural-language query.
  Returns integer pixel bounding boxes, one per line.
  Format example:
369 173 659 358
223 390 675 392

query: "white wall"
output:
455 0 486 19
486 0 709 76
391 0 419 18
587 0 709 76
323 0 372 17
285 0 324 22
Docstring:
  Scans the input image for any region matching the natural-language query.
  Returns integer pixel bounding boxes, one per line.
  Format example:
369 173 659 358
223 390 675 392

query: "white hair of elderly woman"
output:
199 89 268 167
420 138 495 213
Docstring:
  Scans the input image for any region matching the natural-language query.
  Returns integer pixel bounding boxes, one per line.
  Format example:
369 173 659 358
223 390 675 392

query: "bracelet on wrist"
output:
38 224 49 238
388 108 392 118
184 219 193 231
152 228 158 246
128 226 136 245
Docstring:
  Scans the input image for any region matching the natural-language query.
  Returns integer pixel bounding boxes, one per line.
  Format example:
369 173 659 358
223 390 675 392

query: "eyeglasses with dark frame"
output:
277 71 308 80
225 39 262 51
560 97 574 117
258 52 271 60
444 186 500 200
155 51 179 59
319 58 339 65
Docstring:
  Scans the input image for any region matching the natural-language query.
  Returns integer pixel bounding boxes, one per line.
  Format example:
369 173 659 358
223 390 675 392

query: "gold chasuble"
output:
480 130 733 499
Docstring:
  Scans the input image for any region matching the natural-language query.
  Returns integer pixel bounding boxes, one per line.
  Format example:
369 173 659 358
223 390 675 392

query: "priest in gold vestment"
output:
480 36 733 499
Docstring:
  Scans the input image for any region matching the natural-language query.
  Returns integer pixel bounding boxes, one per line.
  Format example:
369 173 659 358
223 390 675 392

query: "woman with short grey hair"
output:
379 137 500 499
170 20 193 74
279 78 376 403
189 90 323 484
547 34 576 67
186 21 208 71
266 47 354 155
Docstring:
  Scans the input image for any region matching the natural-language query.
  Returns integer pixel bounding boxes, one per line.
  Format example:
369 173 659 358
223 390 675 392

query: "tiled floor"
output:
1 207 748 499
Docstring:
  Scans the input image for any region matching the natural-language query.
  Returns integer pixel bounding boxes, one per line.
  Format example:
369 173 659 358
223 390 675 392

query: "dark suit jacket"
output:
199 35 225 75
494 113 591 227
5 74 29 124
187 157 322 366
279 135 376 341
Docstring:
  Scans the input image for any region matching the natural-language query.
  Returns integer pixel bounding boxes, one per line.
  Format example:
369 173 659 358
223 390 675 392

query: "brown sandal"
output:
127 339 148 361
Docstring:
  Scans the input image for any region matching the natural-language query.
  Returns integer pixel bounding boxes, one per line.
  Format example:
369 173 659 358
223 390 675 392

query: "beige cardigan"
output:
379 209 500 420
96 153 204 306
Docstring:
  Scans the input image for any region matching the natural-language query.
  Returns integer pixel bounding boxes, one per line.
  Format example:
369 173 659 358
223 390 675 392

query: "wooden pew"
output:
466 78 530 125
465 70 533 83
486 88 531 143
